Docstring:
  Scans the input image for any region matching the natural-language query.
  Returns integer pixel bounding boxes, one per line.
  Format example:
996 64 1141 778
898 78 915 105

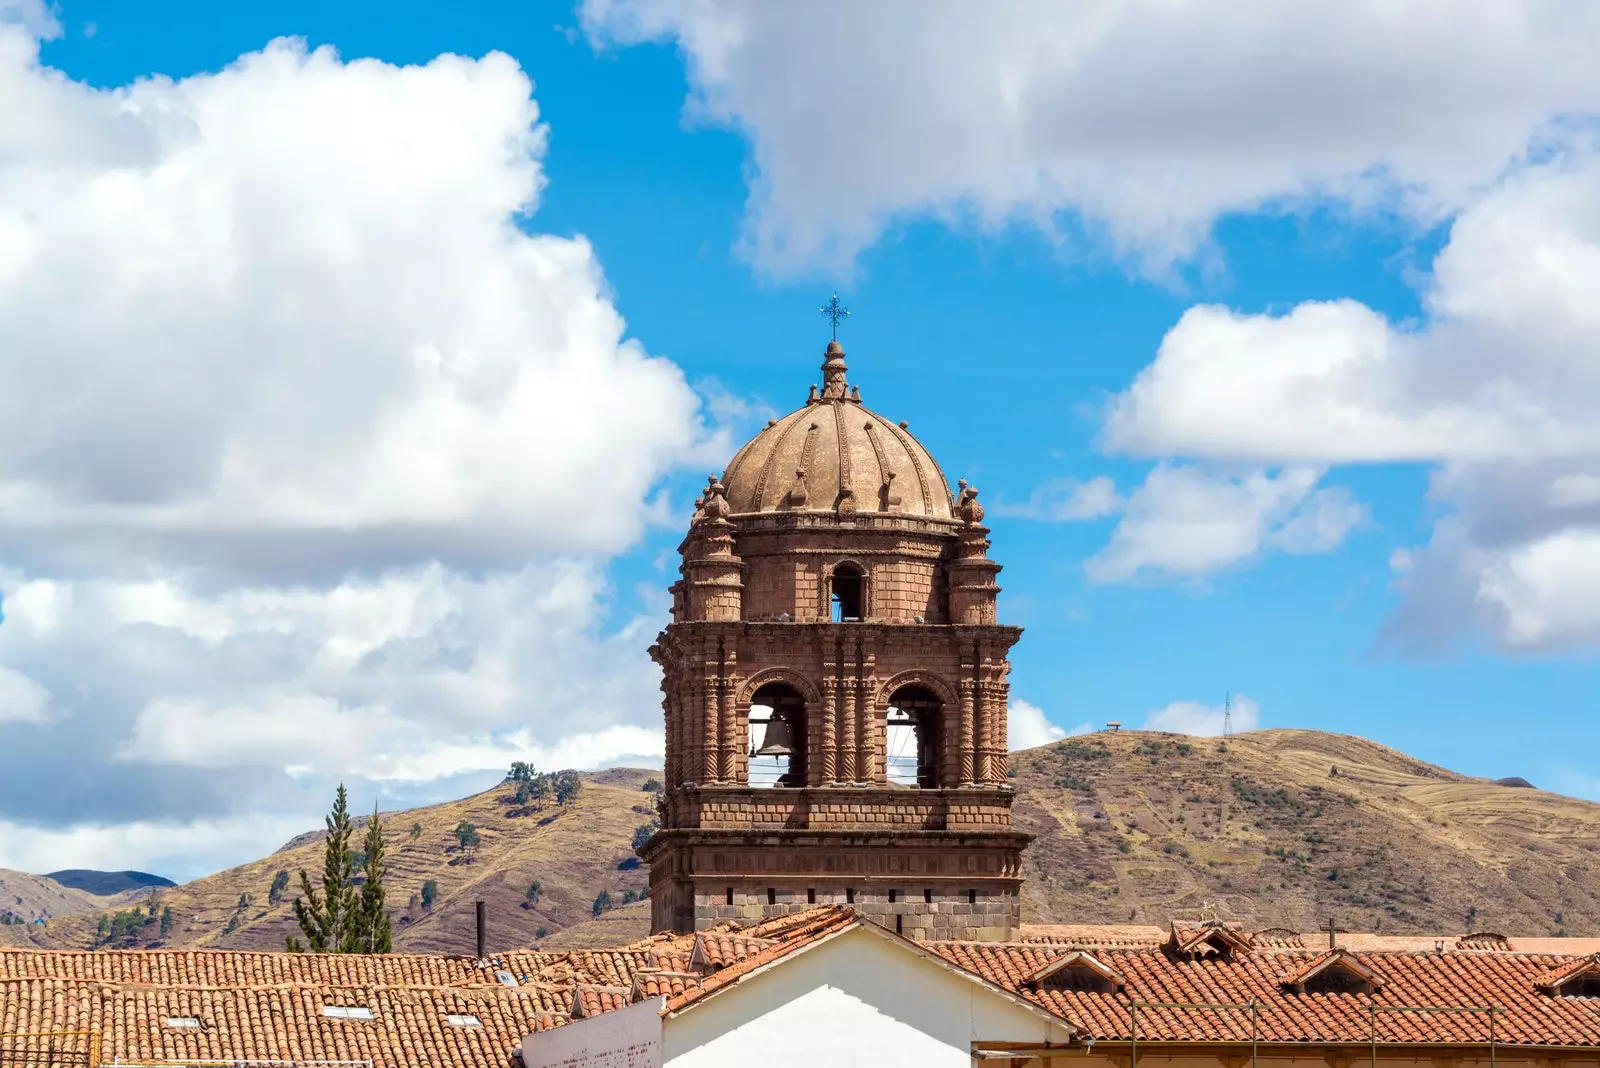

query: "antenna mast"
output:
1222 692 1234 739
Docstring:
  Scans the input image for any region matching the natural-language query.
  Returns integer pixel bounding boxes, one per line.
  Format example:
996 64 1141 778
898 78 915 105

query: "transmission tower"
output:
1222 692 1234 739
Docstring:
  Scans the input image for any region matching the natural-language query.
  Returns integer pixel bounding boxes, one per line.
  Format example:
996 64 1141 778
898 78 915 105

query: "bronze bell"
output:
753 714 796 757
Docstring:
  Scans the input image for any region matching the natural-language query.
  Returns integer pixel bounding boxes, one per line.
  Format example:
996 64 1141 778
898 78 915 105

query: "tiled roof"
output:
930 940 1600 1046
630 970 701 1001
1023 949 1126 989
1533 954 1600 992
0 975 557 1067
1276 948 1384 991
570 984 630 1019
11 911 1600 1063
664 908 857 1014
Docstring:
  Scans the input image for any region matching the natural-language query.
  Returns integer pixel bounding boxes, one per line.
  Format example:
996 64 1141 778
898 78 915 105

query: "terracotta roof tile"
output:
929 941 1600 1047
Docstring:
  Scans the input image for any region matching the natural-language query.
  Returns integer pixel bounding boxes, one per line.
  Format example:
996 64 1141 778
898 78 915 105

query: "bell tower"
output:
640 336 1030 940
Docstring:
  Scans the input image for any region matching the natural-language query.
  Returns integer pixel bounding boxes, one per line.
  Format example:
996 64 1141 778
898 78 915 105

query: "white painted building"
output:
522 918 1073 1068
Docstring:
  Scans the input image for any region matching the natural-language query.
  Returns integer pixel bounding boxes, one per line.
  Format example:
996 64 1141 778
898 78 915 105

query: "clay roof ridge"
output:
664 910 857 1014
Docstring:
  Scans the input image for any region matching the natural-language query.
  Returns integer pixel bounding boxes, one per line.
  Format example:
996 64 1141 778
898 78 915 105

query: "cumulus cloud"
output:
1144 693 1259 737
994 477 1120 522
1007 698 1090 751
0 30 714 583
582 0 1600 275
0 24 703 877
1084 465 1364 583
1105 149 1600 650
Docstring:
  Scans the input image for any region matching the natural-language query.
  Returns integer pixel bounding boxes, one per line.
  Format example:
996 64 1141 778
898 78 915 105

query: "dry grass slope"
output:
26 768 661 954
1013 728 1600 936
27 729 1600 951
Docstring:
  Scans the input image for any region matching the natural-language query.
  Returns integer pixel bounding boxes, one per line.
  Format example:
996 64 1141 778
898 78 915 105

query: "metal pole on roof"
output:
1129 1000 1138 1068
1369 1003 1377 1068
1249 999 1258 1068
1489 1004 1497 1068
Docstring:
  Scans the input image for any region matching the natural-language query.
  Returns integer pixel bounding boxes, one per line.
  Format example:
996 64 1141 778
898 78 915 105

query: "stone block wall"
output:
690 881 1020 942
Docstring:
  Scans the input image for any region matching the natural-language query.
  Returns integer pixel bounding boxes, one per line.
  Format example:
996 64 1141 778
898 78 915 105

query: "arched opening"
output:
885 684 941 788
748 682 807 788
830 562 865 622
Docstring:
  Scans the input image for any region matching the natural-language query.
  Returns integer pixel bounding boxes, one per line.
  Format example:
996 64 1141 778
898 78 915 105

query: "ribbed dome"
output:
720 341 956 521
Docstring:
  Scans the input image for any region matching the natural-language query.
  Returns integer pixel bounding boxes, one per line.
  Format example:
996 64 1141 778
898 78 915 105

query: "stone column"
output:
663 681 680 789
716 647 737 783
701 667 719 784
841 668 858 785
857 647 876 783
959 679 976 786
820 677 839 784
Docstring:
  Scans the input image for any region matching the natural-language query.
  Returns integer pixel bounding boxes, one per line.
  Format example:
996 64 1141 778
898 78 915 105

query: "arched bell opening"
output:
829 562 865 622
748 682 807 788
885 684 941 788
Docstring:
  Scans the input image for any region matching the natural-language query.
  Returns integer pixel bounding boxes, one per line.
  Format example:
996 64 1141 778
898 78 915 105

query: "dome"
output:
720 341 957 521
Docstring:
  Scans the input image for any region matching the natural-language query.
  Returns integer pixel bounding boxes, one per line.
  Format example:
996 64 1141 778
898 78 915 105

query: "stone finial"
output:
957 479 985 525
820 340 848 400
701 474 731 521
807 384 819 404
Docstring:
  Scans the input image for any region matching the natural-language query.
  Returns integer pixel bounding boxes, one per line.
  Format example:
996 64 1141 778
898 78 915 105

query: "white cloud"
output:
0 813 311 881
995 476 1120 521
1105 149 1600 649
0 665 50 724
1008 698 1069 750
583 0 1600 275
1084 464 1363 583
0 28 714 581
0 24 705 877
1144 693 1260 737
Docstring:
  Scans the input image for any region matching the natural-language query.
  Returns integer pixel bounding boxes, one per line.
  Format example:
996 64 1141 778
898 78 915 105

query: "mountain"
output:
45 870 177 896
1012 728 1599 936
19 767 660 953
0 870 110 942
19 730 1600 951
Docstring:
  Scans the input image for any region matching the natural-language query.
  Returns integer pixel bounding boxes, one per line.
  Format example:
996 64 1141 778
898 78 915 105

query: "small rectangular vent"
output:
163 1017 200 1029
321 1006 374 1021
446 1014 483 1028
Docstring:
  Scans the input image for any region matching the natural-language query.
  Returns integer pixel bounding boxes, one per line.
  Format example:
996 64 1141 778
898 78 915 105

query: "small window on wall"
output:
830 563 865 622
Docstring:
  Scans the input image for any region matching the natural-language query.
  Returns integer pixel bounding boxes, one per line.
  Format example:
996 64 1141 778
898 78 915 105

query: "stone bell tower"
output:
640 336 1030 940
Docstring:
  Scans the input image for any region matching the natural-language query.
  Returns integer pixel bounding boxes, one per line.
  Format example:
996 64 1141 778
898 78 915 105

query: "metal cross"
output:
820 293 850 339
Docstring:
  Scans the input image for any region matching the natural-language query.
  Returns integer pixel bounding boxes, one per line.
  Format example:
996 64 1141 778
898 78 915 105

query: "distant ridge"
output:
29 731 1600 952
45 869 176 896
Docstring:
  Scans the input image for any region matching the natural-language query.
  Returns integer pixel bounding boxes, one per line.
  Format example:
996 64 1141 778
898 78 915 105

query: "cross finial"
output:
820 293 849 340
1324 917 1338 950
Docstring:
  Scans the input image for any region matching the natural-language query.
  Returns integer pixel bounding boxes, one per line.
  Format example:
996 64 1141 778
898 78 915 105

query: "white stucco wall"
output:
523 996 664 1068
662 925 1071 1068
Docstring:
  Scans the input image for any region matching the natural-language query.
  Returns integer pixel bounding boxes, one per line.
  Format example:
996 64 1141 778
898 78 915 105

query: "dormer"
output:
570 984 630 1019
1281 949 1384 996
1535 954 1600 999
1024 950 1126 993
1169 922 1253 961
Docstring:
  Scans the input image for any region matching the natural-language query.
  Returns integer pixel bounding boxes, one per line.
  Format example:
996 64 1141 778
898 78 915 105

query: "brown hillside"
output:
0 870 138 945
1014 728 1600 936
26 768 662 954
28 729 1600 951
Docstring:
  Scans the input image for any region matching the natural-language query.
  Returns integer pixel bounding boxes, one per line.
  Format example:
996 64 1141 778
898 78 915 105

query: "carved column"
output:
857 645 876 783
841 662 859 785
820 677 839 784
663 679 680 790
701 664 719 784
958 678 976 785
717 647 737 783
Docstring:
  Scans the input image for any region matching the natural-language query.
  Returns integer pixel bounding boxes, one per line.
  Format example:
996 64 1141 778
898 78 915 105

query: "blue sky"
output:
2 0 1598 877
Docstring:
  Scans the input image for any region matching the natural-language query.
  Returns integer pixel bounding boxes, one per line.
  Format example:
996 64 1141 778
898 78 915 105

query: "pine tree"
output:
288 784 359 953
354 803 393 953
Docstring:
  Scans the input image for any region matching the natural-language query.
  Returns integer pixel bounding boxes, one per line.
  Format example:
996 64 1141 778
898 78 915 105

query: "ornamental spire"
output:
818 293 851 401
